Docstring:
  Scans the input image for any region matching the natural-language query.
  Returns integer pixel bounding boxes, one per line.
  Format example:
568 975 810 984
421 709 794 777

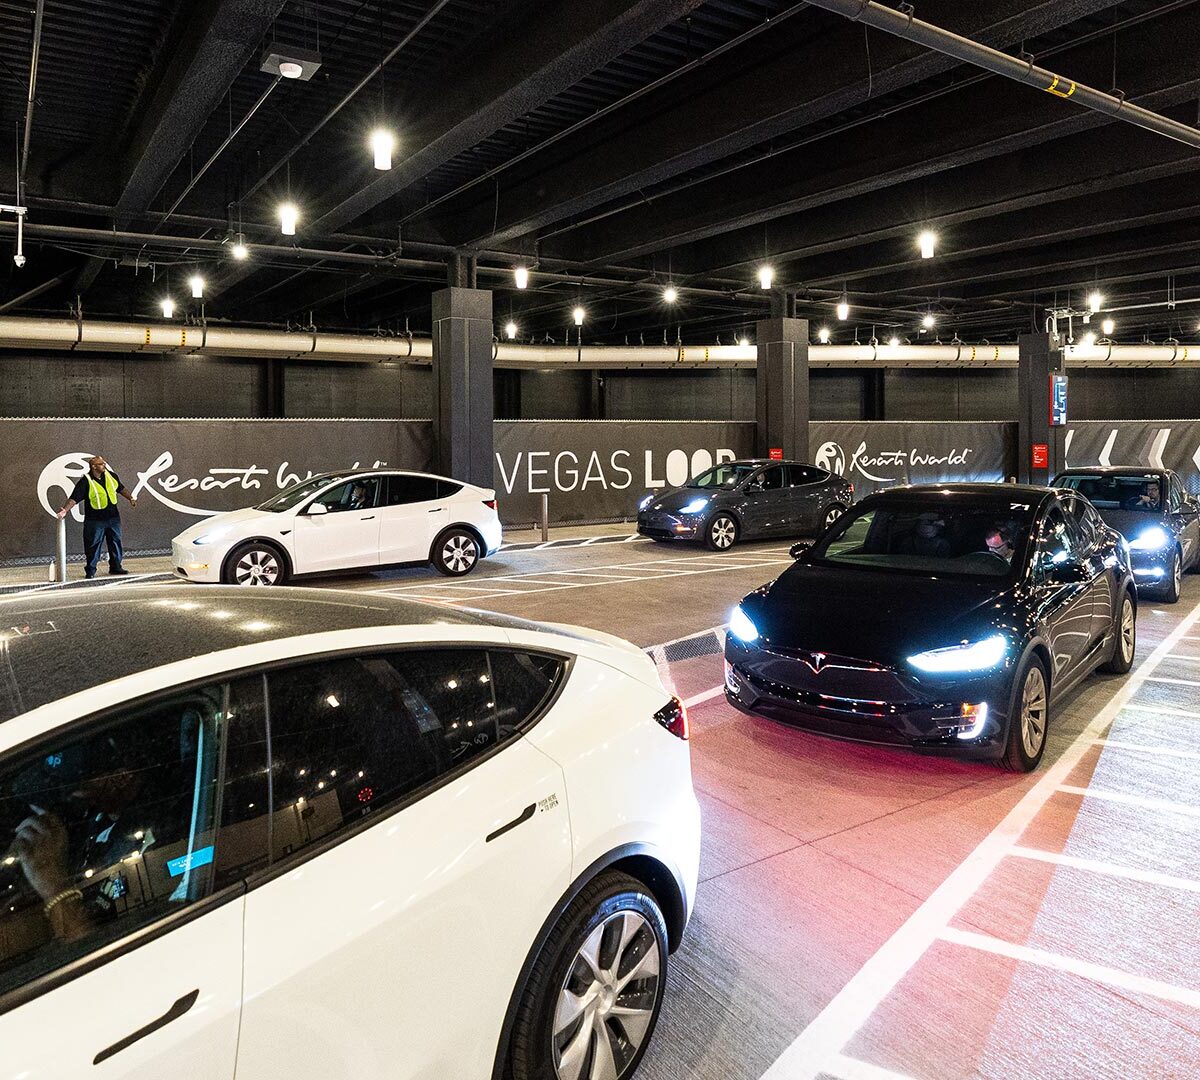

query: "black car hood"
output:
1094 507 1165 541
746 563 1010 662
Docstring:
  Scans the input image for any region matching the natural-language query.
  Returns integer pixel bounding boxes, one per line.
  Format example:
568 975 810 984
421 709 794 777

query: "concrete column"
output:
432 287 494 487
755 316 809 460
1017 331 1065 484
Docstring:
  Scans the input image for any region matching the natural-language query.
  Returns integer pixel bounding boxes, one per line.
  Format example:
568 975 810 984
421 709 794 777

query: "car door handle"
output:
486 803 535 843
359 515 375 520
93 989 199 1065
428 507 447 513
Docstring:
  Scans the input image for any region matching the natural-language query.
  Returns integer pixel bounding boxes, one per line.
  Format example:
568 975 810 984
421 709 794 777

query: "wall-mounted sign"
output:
1032 443 1049 469
768 447 784 460
1049 373 1069 427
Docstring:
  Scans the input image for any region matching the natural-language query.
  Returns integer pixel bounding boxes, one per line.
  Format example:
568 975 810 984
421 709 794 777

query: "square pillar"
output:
432 287 493 487
755 317 810 460
1017 332 1065 484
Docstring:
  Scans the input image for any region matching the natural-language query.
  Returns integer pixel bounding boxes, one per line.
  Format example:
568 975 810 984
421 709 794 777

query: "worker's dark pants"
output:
83 518 123 577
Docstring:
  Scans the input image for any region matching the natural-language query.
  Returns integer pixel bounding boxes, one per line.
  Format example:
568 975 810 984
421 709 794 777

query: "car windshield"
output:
811 501 1036 578
1057 473 1162 513
687 464 758 489
256 474 345 512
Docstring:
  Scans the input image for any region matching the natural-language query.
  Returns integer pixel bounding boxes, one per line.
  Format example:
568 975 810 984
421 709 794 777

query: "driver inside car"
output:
1123 479 1160 511
983 523 1017 562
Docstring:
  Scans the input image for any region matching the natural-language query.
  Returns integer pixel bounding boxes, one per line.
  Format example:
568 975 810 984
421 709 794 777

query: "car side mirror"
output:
789 541 812 560
306 502 329 516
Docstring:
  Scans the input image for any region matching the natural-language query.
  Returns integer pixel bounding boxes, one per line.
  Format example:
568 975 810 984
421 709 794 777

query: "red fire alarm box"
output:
1031 443 1049 469
768 447 784 460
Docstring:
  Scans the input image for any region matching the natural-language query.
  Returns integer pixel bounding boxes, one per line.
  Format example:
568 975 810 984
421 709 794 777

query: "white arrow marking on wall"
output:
1193 441 1200 475
1149 428 1171 469
1063 429 1074 466
1098 429 1119 466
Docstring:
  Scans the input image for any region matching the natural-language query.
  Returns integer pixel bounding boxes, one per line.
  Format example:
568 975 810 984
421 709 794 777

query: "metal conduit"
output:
18 0 46 204
806 0 1200 150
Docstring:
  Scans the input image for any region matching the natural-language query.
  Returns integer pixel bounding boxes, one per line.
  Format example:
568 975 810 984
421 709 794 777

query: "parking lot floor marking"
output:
1145 674 1200 687
758 592 1200 1080
824 1055 919 1080
938 927 1200 1009
1120 701 1200 721
1057 784 1200 817
683 685 726 709
1008 845 1200 893
1093 738 1200 760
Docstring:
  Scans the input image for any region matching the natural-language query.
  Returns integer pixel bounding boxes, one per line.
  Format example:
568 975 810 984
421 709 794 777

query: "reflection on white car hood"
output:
173 505 276 544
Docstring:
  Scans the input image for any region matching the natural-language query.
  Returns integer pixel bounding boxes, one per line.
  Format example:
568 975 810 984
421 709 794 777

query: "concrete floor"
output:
12 527 1200 1078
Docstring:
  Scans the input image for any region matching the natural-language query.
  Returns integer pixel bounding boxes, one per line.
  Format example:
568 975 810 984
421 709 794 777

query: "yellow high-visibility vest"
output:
86 472 120 510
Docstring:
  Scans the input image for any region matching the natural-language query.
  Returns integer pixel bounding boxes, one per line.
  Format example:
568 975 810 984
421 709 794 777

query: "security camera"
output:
13 253 25 268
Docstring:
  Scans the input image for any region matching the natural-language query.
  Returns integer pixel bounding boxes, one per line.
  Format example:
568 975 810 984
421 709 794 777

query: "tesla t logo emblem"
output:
802 651 828 674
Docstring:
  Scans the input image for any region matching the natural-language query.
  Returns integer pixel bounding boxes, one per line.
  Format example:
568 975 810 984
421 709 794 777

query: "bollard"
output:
540 493 549 542
55 515 68 583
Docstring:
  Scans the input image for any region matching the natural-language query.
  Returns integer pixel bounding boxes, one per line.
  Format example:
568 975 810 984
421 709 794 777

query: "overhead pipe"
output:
18 0 45 204
805 0 1200 150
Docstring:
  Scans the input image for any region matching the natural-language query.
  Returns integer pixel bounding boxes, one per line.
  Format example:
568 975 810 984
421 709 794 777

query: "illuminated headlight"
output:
908 634 1007 673
192 527 230 546
638 495 654 511
679 498 709 514
728 604 760 644
1129 525 1170 552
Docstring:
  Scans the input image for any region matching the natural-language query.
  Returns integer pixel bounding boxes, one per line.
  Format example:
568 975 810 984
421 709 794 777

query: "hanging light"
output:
888 335 900 348
921 313 935 330
817 326 830 343
573 306 585 326
918 231 937 259
370 129 395 171
278 202 299 236
1080 331 1096 347
231 240 249 260
663 285 678 304
504 320 518 340
738 336 750 347
1087 290 1103 314
160 297 176 319
278 61 304 79
1101 317 1115 336
514 266 529 289
837 298 850 321
189 275 205 299
758 265 774 290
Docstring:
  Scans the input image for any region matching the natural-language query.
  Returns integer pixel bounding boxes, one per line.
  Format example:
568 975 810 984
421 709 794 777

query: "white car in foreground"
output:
0 585 700 1080
172 469 503 584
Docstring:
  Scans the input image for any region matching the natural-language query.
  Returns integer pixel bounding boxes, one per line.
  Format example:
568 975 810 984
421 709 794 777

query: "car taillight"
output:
653 697 689 740
483 499 497 509
848 482 855 496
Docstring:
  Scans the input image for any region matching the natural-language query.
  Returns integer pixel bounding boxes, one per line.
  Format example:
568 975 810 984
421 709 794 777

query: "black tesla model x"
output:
724 484 1136 771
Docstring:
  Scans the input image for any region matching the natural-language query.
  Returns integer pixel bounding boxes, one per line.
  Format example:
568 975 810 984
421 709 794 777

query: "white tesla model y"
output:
172 469 503 584
0 585 700 1080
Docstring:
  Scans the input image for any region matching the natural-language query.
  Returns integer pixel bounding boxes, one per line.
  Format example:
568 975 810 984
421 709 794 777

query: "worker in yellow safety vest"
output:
57 456 137 579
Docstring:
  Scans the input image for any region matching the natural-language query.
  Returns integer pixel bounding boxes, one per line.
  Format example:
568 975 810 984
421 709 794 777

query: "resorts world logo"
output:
814 439 974 485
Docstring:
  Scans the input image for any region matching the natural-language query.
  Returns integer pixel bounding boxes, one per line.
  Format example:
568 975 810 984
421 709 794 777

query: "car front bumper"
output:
1130 547 1175 589
637 511 702 540
172 539 223 583
723 638 1013 758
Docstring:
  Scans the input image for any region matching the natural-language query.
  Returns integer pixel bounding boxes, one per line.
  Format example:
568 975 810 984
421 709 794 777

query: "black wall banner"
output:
3 419 433 563
493 420 757 524
1064 420 1200 494
808 421 1016 497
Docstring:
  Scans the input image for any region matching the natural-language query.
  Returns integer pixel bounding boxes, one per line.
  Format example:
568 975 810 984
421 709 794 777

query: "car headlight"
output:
638 495 654 511
908 634 1007 673
728 604 760 644
680 497 709 514
1128 525 1170 552
192 527 230 546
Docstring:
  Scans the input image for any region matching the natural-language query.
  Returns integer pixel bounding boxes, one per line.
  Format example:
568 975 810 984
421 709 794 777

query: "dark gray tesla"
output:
636 459 854 551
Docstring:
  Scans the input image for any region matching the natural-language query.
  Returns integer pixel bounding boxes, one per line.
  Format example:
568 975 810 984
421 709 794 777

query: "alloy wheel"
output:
1172 553 1182 598
710 516 736 550
1020 665 1048 759
823 505 843 529
1120 597 1136 662
234 548 279 585
553 911 661 1080
442 534 478 573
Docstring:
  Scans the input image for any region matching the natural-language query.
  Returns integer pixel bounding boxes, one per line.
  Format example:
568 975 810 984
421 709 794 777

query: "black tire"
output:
819 503 846 531
1160 549 1182 603
1101 590 1136 674
705 512 739 552
999 654 1050 773
222 541 289 586
431 528 482 576
509 871 669 1080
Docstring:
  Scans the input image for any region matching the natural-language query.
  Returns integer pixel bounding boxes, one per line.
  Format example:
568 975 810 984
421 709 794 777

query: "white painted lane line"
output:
1145 675 1200 687
1164 652 1200 661
1120 701 1200 720
1093 738 1200 761
825 1055 920 1080
1057 784 1200 817
758 594 1200 1080
939 927 1200 1009
1008 845 1200 893
683 685 725 708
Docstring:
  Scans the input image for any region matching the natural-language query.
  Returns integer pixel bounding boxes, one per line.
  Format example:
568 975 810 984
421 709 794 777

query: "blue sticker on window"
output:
166 845 214 877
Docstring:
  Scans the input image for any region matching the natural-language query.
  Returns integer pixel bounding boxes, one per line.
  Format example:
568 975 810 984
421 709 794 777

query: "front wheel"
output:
1160 550 1182 603
819 503 846 531
706 512 739 552
432 529 481 576
999 655 1049 773
223 542 288 586
1101 590 1136 674
509 872 668 1080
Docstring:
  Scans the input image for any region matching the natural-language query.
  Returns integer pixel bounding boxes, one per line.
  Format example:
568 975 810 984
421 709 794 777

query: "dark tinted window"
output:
264 650 563 860
686 463 757 489
786 465 828 486
1167 476 1185 513
1035 505 1075 577
312 477 381 513
385 475 443 505
1057 473 1162 512
756 466 784 491
0 683 264 997
1064 495 1097 551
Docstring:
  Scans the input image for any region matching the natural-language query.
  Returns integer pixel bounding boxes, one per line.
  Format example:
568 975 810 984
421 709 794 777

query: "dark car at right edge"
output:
1052 466 1200 603
724 484 1136 772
